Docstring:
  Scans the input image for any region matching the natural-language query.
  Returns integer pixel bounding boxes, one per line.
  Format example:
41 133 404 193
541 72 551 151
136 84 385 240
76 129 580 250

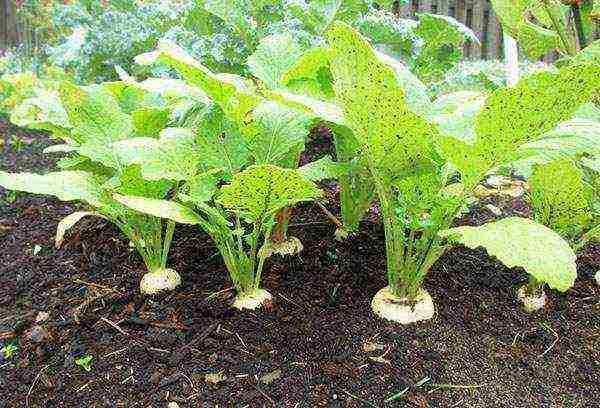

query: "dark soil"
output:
1 121 599 408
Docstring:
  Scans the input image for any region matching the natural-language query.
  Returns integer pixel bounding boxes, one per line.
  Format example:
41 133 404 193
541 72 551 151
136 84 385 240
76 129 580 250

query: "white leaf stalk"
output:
503 34 520 87
371 287 435 324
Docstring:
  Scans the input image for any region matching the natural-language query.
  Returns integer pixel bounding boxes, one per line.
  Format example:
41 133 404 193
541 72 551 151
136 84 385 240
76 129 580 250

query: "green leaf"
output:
413 13 479 81
137 40 260 123
60 83 133 145
280 46 334 99
357 10 418 49
440 64 600 188
297 155 354 181
113 194 202 225
111 165 172 201
376 51 432 116
178 172 219 206
0 171 108 208
529 159 591 240
59 83 134 169
246 101 312 167
43 144 78 154
286 0 342 34
131 107 170 138
519 119 600 161
440 217 577 292
204 0 258 45
326 21 436 180
570 39 600 66
194 104 250 177
573 103 600 121
114 128 200 181
427 91 487 144
247 34 305 89
490 0 563 58
10 89 71 135
266 90 346 126
217 165 323 223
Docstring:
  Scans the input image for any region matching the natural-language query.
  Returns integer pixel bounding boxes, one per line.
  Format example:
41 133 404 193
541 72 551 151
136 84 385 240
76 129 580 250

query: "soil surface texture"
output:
0 122 599 407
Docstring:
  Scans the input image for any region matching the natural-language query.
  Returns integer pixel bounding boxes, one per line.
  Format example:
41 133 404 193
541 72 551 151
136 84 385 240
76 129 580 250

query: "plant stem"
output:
254 230 270 291
527 275 544 297
571 4 587 49
161 220 175 268
542 0 578 56
316 201 344 229
271 207 291 244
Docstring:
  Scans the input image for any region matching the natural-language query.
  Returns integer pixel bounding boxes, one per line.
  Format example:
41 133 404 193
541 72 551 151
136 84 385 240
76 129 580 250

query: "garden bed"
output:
1 123 599 407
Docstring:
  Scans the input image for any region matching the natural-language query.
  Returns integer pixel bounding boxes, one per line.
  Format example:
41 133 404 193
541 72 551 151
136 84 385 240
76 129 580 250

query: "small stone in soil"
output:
35 312 50 324
24 325 49 343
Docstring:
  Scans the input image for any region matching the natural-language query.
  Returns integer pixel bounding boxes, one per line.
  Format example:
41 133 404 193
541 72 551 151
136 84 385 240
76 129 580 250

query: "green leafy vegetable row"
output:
1 7 599 321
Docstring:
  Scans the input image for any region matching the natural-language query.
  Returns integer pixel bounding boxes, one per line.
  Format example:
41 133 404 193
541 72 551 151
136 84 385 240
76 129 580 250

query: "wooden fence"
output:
0 0 21 51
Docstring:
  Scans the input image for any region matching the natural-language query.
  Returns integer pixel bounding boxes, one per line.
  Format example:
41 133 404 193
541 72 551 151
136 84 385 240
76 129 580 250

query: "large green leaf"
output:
247 34 304 89
59 83 134 169
286 0 342 34
217 165 323 223
204 0 258 45
131 107 170 138
136 40 260 124
10 89 71 135
297 155 355 181
266 90 346 126
519 119 600 161
194 104 250 177
490 0 563 58
573 103 600 121
111 165 172 201
281 46 334 99
356 10 418 49
246 101 312 167
427 91 487 144
440 217 577 292
326 21 436 179
376 51 432 116
0 171 108 208
113 194 202 225
114 128 200 181
178 172 220 206
529 159 591 240
414 13 479 81
440 64 600 188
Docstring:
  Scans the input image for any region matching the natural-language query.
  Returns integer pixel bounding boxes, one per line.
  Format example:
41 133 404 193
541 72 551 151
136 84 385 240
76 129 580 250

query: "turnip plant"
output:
115 165 322 310
136 40 327 256
0 81 195 294
326 21 599 322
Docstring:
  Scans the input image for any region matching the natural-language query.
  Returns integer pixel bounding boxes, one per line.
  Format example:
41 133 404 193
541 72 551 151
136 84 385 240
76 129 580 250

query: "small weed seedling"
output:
75 355 93 372
1 343 18 359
